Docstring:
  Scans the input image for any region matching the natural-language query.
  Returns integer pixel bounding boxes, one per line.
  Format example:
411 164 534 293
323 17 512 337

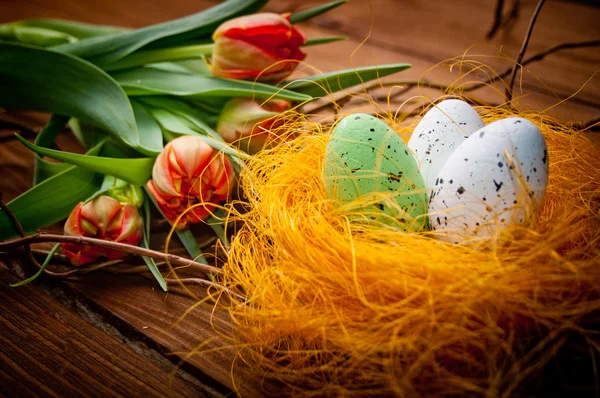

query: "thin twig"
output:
0 233 223 276
486 0 521 40
486 0 506 40
506 0 547 102
0 192 43 273
576 117 600 133
503 0 521 36
373 40 600 103
309 37 600 115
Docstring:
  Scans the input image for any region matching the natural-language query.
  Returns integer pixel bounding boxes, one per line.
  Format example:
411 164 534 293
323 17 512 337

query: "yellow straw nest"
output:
220 100 600 396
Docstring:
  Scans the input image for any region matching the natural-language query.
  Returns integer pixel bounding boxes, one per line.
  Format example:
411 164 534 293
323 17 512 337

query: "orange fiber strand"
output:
215 63 600 396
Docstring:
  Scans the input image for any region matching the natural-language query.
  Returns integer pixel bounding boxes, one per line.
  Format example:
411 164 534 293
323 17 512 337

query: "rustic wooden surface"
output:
1 0 599 396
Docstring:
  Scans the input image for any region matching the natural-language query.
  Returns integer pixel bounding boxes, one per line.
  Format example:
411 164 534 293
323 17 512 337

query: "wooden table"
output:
1 1 599 396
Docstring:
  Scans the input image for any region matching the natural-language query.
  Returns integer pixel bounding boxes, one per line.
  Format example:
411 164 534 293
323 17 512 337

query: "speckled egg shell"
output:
323 113 428 231
428 117 549 243
407 99 485 191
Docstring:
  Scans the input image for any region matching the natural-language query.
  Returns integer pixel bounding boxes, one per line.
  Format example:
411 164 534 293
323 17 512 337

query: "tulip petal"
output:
81 195 121 236
170 135 213 178
115 204 144 244
152 148 180 197
212 36 285 80
215 13 291 41
211 13 306 82
64 202 84 236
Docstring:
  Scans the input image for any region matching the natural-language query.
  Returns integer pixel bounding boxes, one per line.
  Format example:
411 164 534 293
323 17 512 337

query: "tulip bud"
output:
216 98 291 154
211 12 306 82
106 182 145 208
146 135 235 228
61 195 144 266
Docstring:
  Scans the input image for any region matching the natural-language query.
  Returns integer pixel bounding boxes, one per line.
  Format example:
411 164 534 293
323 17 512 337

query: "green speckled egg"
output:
322 113 428 231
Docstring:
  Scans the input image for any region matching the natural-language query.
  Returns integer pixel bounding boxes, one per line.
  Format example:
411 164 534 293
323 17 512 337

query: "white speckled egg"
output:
323 113 428 231
408 99 485 191
428 117 549 244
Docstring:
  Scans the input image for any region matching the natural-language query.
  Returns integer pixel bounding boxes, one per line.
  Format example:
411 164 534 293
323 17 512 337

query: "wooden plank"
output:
63 271 259 396
0 263 218 397
275 0 600 106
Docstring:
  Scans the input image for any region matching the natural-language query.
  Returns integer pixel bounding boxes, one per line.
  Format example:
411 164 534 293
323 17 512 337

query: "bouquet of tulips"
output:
0 0 410 290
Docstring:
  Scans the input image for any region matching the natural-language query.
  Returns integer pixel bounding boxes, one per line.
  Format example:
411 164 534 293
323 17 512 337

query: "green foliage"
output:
284 64 412 97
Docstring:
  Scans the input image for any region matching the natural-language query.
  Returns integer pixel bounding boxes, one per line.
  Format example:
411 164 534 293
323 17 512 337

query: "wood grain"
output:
0 263 218 397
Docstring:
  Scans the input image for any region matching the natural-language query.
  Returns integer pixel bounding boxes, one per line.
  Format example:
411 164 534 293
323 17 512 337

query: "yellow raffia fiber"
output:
218 92 600 394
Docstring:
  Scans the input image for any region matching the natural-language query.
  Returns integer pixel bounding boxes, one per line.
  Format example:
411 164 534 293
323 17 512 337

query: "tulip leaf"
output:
290 0 348 24
142 199 168 292
112 68 312 102
54 0 269 66
176 58 212 75
139 95 224 126
16 135 154 186
0 24 77 47
0 43 153 155
34 114 71 185
283 63 412 97
303 36 348 47
143 187 211 268
14 19 126 39
176 229 209 265
146 107 198 138
144 107 247 169
10 243 60 287
140 97 221 138
205 209 229 248
10 244 61 287
103 44 213 72
0 153 103 240
131 99 164 153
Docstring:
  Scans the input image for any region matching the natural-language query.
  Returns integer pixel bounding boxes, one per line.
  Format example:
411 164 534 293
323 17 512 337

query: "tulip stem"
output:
0 233 223 276
104 44 214 71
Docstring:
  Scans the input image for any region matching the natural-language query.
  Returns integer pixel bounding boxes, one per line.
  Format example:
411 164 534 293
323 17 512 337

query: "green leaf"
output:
0 24 77 46
141 199 167 291
0 159 103 241
103 44 213 72
10 243 61 287
143 187 210 267
0 43 151 154
112 68 312 102
33 114 71 185
175 58 211 75
290 0 347 24
14 19 126 39
303 36 347 47
205 208 229 248
54 0 268 65
143 106 248 169
176 228 209 265
283 63 412 97
69 118 103 150
16 135 154 186
148 108 199 137
140 97 221 138
131 99 164 153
